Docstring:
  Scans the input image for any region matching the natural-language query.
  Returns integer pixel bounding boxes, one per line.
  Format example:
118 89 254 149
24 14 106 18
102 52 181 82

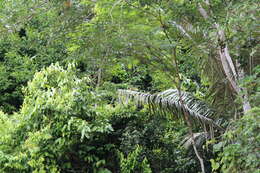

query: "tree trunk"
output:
198 2 251 114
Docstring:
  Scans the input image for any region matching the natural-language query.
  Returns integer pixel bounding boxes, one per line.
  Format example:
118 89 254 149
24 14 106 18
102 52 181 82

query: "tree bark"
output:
198 2 251 114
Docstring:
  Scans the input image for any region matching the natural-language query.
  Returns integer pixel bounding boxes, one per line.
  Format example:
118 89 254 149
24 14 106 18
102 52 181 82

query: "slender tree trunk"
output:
198 2 251 114
97 67 102 88
95 66 102 108
236 60 251 112
180 96 206 173
172 48 206 173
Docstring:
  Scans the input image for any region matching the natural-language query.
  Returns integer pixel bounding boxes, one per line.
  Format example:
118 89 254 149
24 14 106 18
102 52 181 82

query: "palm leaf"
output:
118 89 223 131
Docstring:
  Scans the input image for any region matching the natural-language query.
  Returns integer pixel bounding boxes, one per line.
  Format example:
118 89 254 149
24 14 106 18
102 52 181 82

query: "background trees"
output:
0 0 259 172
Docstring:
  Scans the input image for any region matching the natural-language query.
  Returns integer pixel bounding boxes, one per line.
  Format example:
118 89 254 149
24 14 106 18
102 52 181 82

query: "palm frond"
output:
118 89 223 131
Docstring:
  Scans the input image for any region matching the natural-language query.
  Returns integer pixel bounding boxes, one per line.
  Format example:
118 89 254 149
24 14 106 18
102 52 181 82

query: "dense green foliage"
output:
212 108 260 173
0 64 113 172
0 0 259 172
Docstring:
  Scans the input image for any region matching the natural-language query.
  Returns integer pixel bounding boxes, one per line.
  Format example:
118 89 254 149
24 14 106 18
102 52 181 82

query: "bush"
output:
212 107 260 173
0 64 113 172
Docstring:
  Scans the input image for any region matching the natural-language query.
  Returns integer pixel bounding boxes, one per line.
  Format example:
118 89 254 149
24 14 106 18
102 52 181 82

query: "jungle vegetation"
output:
0 0 259 173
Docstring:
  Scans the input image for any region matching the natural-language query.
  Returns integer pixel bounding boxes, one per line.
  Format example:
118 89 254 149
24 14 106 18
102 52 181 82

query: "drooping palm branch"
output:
118 89 223 131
